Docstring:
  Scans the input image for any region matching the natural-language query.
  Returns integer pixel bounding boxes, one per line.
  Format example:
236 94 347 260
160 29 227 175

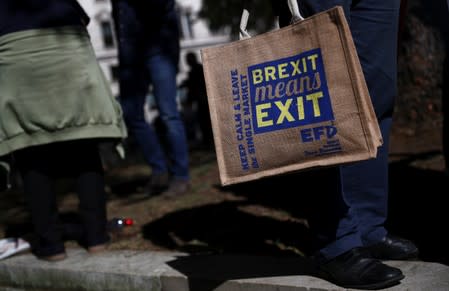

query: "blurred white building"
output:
77 0 230 97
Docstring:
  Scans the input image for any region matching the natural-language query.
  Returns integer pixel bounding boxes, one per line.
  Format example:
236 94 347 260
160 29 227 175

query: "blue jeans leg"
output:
147 54 190 180
119 65 169 176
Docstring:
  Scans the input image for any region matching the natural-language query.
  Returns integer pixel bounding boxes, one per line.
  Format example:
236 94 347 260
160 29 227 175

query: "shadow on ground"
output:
166 254 315 291
143 151 449 269
387 152 449 266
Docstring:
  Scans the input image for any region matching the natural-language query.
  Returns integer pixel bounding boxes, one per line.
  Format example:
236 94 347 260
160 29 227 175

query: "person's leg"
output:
147 53 190 181
305 167 363 258
119 79 169 177
284 0 363 260
66 140 110 250
341 0 402 244
112 0 169 177
14 146 66 260
278 0 406 288
296 0 412 255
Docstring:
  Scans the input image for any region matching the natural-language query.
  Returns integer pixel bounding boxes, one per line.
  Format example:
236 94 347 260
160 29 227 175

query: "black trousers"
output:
14 140 109 257
278 0 400 259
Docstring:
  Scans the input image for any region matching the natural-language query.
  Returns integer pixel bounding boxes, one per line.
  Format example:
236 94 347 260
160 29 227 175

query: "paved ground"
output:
0 248 448 291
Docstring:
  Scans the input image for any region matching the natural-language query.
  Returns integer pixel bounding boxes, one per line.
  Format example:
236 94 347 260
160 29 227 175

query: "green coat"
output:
0 27 127 157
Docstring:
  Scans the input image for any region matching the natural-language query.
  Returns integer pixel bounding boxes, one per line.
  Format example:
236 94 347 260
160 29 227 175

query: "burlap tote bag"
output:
201 1 382 186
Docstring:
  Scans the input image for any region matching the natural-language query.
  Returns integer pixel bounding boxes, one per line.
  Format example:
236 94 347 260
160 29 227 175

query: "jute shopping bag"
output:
201 3 382 186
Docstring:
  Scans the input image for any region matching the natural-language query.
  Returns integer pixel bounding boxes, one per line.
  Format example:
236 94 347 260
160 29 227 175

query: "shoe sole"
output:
338 274 405 290
316 268 405 290
374 250 420 261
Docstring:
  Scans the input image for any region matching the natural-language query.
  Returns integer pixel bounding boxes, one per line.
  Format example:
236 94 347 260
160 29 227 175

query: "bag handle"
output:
239 0 304 40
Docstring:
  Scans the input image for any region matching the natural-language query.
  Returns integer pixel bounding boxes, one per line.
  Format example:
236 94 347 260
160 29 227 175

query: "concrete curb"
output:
0 248 448 291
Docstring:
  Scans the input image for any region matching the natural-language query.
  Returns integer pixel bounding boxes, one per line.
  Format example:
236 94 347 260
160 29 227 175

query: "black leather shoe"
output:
367 234 419 260
312 248 404 290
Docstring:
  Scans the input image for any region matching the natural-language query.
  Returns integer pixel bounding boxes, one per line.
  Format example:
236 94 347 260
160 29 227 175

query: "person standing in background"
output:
0 0 127 261
180 52 213 149
111 0 191 198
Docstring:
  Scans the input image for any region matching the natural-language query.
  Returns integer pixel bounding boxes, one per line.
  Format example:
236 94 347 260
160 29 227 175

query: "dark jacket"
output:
0 0 89 37
111 0 180 67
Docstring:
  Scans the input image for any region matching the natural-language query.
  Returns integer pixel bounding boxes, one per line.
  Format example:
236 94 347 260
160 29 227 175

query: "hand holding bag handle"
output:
239 0 304 40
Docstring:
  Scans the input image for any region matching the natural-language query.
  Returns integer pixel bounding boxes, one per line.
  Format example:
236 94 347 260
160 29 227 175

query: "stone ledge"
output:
0 249 448 291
